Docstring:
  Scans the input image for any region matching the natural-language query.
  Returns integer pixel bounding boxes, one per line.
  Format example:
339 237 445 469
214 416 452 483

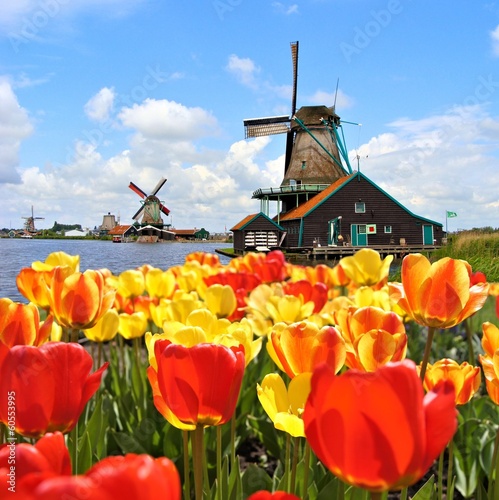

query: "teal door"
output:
423 225 434 245
351 224 367 246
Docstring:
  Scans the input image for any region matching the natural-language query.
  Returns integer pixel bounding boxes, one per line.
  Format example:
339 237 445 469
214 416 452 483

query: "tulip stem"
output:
437 449 444 500
290 436 299 495
285 433 291 492
0 423 5 444
419 326 436 381
193 425 205 500
230 414 236 465
399 487 408 500
447 440 454 499
303 441 311 500
489 424 499 500
182 430 191 500
216 426 222 500
464 319 475 364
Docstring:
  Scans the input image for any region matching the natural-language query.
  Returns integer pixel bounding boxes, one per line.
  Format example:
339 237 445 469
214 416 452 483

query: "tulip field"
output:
1 248 499 499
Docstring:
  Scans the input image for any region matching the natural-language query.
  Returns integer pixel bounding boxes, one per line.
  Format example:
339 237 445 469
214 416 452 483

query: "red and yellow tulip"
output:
389 254 489 328
304 360 457 492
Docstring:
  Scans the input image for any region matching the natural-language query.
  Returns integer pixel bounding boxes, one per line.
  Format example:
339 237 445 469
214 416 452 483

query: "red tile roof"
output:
230 214 258 231
108 225 132 235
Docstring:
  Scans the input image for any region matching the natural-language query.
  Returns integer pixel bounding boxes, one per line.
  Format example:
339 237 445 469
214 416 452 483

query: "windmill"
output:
128 177 170 227
243 41 354 213
22 206 44 233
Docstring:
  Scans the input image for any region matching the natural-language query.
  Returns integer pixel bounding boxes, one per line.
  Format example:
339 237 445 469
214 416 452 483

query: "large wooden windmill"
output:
243 41 354 214
22 206 44 233
128 177 170 227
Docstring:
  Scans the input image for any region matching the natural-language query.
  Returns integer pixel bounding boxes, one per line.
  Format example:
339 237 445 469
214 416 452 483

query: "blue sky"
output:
1 0 498 233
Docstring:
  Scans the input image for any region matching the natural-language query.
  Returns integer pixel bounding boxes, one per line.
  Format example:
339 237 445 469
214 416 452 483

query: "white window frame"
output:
355 202 366 213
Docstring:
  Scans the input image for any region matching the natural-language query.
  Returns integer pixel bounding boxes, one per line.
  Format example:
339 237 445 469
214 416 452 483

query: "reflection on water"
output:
0 239 233 302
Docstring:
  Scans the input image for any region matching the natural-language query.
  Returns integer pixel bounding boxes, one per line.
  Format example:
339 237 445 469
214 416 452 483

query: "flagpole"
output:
445 211 448 234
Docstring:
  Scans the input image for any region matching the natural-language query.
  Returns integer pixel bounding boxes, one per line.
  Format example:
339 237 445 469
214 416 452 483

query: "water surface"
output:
1 239 232 302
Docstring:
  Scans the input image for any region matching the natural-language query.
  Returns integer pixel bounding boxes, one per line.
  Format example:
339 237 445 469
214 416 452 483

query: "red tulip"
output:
247 491 301 499
283 280 328 313
304 360 457 492
85 454 181 500
149 340 245 427
0 432 71 493
0 342 108 438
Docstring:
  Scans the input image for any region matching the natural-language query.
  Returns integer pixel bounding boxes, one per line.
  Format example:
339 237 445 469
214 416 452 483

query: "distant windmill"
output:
129 177 170 227
244 41 354 210
22 206 44 233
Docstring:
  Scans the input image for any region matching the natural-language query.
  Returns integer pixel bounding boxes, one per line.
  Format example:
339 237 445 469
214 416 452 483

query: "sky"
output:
1 0 498 234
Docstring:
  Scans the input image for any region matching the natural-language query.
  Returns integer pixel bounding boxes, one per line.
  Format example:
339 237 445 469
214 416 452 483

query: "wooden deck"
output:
285 244 441 263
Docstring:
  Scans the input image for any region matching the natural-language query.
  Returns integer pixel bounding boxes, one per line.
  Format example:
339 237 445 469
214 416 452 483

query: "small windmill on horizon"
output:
22 206 44 233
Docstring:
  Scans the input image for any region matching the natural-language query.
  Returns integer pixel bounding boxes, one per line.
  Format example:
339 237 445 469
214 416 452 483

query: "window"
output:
384 225 392 234
355 202 365 213
358 225 367 234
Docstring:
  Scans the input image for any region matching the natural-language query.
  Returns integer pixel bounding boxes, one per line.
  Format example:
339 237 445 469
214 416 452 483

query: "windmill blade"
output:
290 41 299 116
159 204 170 216
129 182 148 199
151 177 167 196
243 116 290 138
132 207 145 221
285 41 299 173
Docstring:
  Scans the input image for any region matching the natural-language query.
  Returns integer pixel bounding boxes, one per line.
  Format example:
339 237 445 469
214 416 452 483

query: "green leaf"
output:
241 464 272 498
411 475 435 500
76 431 93 475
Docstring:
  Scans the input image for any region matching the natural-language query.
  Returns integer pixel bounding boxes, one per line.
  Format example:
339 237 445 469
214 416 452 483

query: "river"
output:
0 239 233 302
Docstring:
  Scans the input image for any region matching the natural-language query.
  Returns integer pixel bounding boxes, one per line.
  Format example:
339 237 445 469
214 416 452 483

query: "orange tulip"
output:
0 342 108 438
0 298 53 347
304 360 457 492
481 322 499 358
229 250 289 283
283 280 328 314
16 267 55 309
49 268 116 329
148 340 245 427
422 358 481 405
269 321 346 378
389 254 489 328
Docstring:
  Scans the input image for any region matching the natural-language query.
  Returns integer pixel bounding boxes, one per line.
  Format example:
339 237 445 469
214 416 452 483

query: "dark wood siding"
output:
233 214 283 253
296 176 443 248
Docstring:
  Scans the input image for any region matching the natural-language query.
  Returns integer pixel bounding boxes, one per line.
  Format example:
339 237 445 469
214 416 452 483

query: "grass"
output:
434 228 499 282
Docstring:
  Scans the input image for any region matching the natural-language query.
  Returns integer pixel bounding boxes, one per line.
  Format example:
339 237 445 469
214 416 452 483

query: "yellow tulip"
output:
257 372 312 437
116 269 146 299
118 311 148 339
145 268 177 299
31 251 80 273
85 309 120 343
340 248 393 287
204 284 237 318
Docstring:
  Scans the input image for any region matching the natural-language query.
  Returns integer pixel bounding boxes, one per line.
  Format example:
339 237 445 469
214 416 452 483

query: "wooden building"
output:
231 41 444 255
171 228 210 241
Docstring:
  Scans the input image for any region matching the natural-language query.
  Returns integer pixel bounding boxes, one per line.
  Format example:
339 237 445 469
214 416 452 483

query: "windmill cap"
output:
292 105 340 128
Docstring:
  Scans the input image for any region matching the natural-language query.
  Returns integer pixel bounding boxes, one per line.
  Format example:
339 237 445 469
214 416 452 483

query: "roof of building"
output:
231 212 285 231
108 225 132 235
172 228 208 236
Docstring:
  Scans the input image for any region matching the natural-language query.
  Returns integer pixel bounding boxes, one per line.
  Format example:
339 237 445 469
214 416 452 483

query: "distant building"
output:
171 228 210 240
108 225 138 242
100 213 117 233
65 229 88 238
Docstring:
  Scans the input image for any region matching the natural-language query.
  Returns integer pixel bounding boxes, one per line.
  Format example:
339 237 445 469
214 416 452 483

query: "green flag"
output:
446 211 457 218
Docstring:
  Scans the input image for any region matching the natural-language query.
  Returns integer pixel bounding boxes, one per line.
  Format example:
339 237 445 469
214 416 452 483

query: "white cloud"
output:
307 89 354 109
226 54 260 89
0 79 33 183
84 87 115 122
118 98 219 140
354 104 499 229
491 24 499 56
272 3 299 15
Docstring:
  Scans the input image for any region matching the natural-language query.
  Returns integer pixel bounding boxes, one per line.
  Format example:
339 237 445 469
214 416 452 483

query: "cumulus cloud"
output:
226 54 260 89
118 98 219 140
354 104 499 229
0 79 33 183
84 87 115 122
307 89 354 109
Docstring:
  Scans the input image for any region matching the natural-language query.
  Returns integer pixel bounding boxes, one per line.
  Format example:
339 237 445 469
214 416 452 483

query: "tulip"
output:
0 342 108 437
388 254 489 329
480 356 499 405
185 251 221 267
340 248 393 287
229 250 289 283
283 280 328 314
49 268 116 330
0 431 71 481
247 492 301 500
16 267 54 309
0 298 53 347
422 358 481 405
84 309 120 343
268 321 346 378
481 322 499 358
118 311 148 340
85 453 181 500
144 268 177 298
203 284 237 318
257 373 312 437
31 251 80 273
114 269 146 298
148 340 245 427
303 360 457 492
